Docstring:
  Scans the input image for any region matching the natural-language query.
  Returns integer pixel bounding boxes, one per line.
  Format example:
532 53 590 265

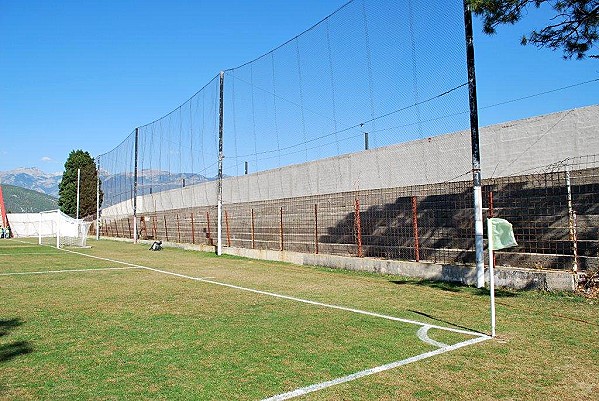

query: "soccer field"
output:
0 239 596 400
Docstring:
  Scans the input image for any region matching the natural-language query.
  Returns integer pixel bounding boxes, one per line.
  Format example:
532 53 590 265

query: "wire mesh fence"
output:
95 156 599 271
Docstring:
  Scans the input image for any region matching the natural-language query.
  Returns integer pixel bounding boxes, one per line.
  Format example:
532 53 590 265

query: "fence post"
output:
164 215 169 242
565 170 579 272
412 196 420 262
114 220 119 237
225 210 231 247
152 215 157 239
314 203 319 254
355 197 363 258
251 208 255 249
127 218 132 239
176 214 181 243
191 212 196 244
279 207 284 251
206 211 213 246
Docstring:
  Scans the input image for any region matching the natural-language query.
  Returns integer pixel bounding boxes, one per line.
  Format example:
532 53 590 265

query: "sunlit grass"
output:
1 238 597 400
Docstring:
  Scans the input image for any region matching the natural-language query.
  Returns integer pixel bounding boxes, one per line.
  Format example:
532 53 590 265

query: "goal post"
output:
37 210 92 248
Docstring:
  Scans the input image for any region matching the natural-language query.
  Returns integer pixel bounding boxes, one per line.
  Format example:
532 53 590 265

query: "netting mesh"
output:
223 0 469 178
94 0 599 272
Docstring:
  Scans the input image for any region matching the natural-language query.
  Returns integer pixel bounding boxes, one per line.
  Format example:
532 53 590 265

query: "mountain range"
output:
0 167 215 202
0 168 62 197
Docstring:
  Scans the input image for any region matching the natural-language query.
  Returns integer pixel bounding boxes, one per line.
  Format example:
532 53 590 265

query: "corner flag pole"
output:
487 218 496 337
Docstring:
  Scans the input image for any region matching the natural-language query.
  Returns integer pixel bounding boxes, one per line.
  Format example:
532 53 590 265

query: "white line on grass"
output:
417 325 449 348
61 248 486 337
262 335 489 401
0 267 140 276
0 252 64 255
58 247 492 399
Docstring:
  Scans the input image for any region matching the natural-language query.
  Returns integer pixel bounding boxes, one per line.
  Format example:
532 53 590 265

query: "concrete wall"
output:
102 104 599 217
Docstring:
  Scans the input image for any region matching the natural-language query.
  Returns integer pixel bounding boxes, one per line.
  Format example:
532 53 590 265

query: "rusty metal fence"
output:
96 156 598 272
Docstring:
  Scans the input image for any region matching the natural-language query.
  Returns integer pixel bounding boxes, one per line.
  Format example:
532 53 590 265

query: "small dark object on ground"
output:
149 241 162 251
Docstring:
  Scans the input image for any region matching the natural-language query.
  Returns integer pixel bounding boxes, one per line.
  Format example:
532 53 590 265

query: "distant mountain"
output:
101 169 215 207
0 168 62 197
1 184 59 213
0 167 215 208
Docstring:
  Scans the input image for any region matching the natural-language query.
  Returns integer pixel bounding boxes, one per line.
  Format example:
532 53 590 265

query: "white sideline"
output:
61 248 487 337
262 336 489 401
0 267 139 276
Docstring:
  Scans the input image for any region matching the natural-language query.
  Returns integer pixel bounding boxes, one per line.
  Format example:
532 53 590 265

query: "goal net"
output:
39 210 92 248
8 210 92 248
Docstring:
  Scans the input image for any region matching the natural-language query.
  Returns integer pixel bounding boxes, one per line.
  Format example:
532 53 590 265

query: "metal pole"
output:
565 169 579 272
364 132 369 150
76 168 81 220
96 159 100 240
217 71 225 256
133 127 139 244
463 1 485 288
487 218 496 337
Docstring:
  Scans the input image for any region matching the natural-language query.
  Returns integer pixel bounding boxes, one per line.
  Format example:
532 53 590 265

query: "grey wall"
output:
102 105 599 217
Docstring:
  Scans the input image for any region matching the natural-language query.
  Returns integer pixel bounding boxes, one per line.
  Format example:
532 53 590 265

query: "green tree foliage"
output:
469 0 599 59
58 150 103 218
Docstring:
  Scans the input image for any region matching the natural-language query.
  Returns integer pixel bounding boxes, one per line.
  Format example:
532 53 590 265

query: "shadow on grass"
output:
407 309 486 335
389 279 518 298
1 318 33 364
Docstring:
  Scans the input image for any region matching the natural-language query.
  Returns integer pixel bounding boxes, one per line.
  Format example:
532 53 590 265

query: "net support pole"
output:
76 168 81 220
463 1 485 288
217 71 225 256
96 158 101 240
133 127 139 244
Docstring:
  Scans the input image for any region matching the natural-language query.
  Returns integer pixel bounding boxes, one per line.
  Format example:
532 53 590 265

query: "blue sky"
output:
1 0 597 174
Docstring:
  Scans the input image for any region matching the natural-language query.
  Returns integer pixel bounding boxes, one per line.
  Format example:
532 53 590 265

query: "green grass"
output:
1 238 597 400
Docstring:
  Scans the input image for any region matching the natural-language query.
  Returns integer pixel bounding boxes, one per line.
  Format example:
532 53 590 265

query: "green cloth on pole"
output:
489 218 518 250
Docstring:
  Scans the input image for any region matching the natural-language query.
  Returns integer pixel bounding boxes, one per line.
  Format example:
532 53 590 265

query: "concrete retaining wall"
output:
103 104 599 217
123 237 577 292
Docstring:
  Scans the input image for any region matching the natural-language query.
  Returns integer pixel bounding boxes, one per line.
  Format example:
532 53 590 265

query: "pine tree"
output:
469 0 598 59
58 150 103 218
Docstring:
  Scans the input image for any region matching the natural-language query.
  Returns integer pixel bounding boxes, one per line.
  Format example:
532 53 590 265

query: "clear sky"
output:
1 0 597 174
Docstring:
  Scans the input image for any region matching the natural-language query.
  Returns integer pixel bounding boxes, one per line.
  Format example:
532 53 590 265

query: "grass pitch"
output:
0 238 597 400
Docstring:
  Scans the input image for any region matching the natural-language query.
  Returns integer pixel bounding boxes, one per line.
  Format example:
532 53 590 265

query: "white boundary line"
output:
0 267 139 276
263 336 489 400
55 247 491 399
0 252 66 255
417 325 449 348
61 248 487 337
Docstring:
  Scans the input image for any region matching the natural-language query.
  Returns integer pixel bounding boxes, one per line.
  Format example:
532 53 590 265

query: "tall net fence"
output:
98 76 221 215
222 0 469 179
94 0 599 272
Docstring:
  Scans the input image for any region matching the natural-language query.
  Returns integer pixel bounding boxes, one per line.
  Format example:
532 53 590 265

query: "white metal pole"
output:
56 211 61 249
487 218 496 337
96 163 100 240
38 212 42 245
76 168 81 220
